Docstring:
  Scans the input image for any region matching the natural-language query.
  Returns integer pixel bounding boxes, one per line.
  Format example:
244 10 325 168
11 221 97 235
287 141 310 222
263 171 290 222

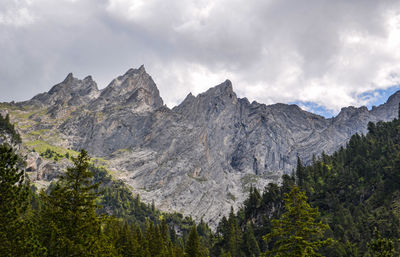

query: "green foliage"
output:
185 225 203 257
215 116 400 256
38 149 115 256
0 143 211 256
262 185 333 257
0 144 45 256
0 114 21 143
7 109 400 256
104 218 185 257
368 227 396 257
40 148 64 161
25 139 79 159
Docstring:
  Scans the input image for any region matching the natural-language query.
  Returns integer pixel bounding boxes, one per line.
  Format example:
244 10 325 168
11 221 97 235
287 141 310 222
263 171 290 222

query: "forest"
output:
1 109 400 256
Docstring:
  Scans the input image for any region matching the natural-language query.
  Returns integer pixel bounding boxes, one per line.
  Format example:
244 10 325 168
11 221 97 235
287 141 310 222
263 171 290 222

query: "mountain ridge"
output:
4 66 400 227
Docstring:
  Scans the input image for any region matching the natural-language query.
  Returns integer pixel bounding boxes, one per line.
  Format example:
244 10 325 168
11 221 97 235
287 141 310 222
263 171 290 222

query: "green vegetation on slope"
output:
213 113 400 256
3 105 400 256
0 144 212 256
0 114 21 144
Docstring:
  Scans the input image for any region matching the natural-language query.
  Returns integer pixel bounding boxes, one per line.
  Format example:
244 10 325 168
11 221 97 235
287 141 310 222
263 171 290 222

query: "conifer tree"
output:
227 207 243 257
0 143 45 256
242 222 260 257
262 185 333 257
368 227 396 257
185 225 202 257
295 156 305 187
39 149 115 256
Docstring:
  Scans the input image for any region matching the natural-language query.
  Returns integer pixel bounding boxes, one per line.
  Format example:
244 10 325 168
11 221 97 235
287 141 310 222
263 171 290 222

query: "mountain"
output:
215 109 400 256
2 66 399 227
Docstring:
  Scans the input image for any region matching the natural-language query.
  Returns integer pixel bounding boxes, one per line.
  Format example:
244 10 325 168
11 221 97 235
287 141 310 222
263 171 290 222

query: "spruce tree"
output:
185 225 202 257
368 227 396 257
0 143 45 256
242 222 260 257
262 185 333 257
39 149 115 256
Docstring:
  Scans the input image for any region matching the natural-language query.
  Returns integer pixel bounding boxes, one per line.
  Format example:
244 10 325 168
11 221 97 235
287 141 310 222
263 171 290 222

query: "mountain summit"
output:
6 66 400 227
93 65 163 112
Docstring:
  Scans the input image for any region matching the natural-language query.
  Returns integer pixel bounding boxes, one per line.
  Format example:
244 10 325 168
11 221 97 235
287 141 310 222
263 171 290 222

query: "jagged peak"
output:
339 106 368 113
96 65 163 109
386 90 400 104
335 106 369 121
84 75 93 82
63 72 75 83
199 79 235 99
50 73 98 93
123 65 147 77
184 92 195 100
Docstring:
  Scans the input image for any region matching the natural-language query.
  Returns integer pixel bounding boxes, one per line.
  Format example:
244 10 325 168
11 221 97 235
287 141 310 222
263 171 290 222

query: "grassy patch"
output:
25 140 79 158
0 103 20 111
29 129 50 136
10 110 36 120
18 124 33 129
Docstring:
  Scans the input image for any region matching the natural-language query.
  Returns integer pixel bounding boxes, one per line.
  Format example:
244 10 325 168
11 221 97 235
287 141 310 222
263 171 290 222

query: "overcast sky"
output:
1 0 400 116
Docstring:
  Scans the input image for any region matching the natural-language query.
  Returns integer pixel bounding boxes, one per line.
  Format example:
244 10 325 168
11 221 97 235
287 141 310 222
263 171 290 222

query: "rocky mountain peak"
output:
13 67 400 228
124 64 146 76
29 73 99 109
201 79 235 99
173 79 238 121
94 66 164 111
370 90 400 120
62 72 75 83
83 75 94 82
386 90 400 105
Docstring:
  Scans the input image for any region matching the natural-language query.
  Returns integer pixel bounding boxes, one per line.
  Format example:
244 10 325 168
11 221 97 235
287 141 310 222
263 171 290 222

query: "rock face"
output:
6 65 400 227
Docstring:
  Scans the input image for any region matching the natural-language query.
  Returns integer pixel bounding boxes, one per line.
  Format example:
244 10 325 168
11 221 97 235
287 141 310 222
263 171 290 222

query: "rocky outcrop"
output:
8 66 400 227
25 73 100 118
90 65 163 112
26 152 42 172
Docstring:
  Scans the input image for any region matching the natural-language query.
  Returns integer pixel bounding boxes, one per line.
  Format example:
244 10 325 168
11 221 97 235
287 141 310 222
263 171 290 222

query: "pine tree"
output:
295 156 305 187
242 222 260 257
0 143 45 256
262 185 333 257
227 207 243 257
185 225 202 257
39 149 115 256
368 227 396 257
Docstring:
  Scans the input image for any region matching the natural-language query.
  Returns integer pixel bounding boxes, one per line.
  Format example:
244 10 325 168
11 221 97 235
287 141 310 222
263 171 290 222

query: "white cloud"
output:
0 0 36 27
1 0 400 115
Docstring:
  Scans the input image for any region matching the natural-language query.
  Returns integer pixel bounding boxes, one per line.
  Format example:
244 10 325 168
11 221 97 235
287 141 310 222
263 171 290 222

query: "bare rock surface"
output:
2 65 400 227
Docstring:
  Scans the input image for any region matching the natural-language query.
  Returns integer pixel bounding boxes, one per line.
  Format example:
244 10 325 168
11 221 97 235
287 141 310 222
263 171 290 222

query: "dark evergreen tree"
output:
368 227 396 257
295 156 305 187
242 222 260 257
0 114 21 143
185 225 202 257
0 143 45 256
262 185 333 256
38 149 115 256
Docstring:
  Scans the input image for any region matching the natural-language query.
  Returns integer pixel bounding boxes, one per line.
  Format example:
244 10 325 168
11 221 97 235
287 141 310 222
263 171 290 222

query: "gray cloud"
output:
1 0 400 113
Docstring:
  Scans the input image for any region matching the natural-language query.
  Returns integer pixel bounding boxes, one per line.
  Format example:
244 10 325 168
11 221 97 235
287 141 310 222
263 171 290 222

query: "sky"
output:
2 0 400 117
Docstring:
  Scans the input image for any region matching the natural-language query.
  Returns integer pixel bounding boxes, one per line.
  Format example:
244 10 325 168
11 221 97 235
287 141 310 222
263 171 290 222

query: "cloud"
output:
1 0 400 115
0 0 36 27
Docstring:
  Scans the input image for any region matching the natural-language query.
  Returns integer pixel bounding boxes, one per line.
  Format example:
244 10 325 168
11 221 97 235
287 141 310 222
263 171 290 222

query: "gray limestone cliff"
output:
4 66 400 227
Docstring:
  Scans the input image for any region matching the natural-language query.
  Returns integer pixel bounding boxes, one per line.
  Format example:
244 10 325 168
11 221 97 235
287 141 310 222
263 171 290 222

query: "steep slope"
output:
218 113 400 256
2 66 400 226
27 73 100 118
